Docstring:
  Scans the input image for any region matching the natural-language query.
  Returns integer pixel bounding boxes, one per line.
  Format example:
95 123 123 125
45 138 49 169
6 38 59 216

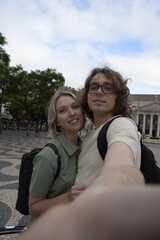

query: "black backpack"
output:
15 143 61 215
97 116 160 184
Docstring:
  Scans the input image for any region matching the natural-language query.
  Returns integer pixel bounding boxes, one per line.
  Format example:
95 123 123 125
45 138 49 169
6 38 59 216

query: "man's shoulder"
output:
107 116 135 127
103 116 137 136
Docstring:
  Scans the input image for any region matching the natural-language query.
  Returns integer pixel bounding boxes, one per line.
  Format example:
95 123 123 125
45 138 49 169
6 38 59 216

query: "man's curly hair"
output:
80 66 132 122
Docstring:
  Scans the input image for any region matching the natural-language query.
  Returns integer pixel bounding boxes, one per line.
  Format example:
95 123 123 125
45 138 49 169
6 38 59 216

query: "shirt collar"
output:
56 134 82 156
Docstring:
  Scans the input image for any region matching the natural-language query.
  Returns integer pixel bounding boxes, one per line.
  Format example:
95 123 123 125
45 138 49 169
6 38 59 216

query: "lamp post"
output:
0 78 10 134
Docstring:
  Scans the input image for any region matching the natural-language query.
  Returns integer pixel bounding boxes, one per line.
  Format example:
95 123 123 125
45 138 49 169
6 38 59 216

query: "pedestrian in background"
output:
35 126 39 136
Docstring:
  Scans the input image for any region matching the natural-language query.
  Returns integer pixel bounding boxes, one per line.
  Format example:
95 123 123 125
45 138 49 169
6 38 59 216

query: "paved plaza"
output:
0 129 160 239
0 130 50 239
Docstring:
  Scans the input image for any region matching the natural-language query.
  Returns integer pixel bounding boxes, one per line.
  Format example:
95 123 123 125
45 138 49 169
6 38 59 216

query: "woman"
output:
29 90 85 221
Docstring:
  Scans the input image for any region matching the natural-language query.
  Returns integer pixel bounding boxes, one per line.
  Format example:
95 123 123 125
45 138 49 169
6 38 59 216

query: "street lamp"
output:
0 78 10 134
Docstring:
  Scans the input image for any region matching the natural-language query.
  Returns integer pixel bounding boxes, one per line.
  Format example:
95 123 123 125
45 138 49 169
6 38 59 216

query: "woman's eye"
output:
73 105 80 109
58 109 66 113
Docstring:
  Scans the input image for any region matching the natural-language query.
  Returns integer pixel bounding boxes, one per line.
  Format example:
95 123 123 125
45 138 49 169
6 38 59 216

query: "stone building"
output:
131 94 160 139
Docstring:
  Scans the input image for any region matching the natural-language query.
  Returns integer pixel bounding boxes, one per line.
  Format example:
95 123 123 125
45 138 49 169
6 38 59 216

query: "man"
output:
73 66 144 198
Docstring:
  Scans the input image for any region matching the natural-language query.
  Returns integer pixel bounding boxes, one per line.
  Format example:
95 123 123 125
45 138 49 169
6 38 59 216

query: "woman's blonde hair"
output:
47 90 84 136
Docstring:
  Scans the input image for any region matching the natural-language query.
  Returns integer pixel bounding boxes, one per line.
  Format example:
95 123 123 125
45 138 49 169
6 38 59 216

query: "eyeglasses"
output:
87 84 115 94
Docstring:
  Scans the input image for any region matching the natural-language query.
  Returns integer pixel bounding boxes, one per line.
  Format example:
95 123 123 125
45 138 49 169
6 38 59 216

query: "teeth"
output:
69 119 78 123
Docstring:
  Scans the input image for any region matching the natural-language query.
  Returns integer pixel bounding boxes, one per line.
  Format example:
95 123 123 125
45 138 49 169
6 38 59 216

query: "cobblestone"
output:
0 130 49 239
0 130 160 239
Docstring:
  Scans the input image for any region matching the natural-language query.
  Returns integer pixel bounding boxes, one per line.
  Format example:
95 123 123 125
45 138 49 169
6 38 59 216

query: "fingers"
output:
73 183 87 190
71 183 88 200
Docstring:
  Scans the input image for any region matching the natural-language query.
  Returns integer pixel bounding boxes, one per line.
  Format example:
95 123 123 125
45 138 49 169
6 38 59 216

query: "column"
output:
156 115 160 138
149 114 153 137
142 114 146 134
136 114 139 125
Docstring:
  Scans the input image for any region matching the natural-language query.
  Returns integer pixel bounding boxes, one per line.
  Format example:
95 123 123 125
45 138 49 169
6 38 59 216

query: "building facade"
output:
131 94 160 139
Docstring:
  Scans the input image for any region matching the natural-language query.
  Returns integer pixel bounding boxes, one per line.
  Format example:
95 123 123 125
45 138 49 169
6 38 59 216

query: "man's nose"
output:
96 86 104 94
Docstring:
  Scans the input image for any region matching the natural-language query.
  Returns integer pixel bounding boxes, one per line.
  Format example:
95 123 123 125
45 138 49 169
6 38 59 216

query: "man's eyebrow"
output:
90 81 98 84
90 82 113 85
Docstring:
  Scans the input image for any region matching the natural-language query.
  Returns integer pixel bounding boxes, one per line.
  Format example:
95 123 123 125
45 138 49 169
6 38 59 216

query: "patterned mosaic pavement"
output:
0 130 160 239
0 130 49 239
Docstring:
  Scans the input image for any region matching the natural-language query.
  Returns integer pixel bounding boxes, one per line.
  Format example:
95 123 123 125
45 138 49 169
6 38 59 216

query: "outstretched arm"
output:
20 186 160 240
92 141 144 189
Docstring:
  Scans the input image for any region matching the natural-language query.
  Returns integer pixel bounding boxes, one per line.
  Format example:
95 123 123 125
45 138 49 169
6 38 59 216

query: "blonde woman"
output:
29 90 85 221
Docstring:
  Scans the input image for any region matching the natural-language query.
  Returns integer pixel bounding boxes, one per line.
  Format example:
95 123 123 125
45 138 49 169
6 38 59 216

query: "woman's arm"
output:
29 192 70 215
29 183 87 215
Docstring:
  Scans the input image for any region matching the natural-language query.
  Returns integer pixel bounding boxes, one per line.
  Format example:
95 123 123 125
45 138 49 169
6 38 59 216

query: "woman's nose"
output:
68 108 75 116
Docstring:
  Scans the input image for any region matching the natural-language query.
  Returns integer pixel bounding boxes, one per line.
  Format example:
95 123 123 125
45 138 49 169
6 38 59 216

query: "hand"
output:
69 183 88 200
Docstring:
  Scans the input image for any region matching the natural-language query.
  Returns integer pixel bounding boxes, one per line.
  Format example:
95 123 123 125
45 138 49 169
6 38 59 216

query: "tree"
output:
0 32 10 81
4 65 65 134
0 33 10 133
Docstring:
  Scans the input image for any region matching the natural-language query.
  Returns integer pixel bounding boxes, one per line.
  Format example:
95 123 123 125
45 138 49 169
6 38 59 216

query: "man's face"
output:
87 73 116 118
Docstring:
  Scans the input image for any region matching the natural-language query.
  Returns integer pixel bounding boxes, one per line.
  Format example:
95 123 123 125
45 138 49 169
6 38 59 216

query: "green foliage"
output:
4 65 65 122
0 33 10 122
63 86 79 95
0 32 8 45
0 32 10 78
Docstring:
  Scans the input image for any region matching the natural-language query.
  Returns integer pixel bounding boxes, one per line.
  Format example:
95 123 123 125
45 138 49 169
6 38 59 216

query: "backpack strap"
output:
45 143 61 180
97 116 122 160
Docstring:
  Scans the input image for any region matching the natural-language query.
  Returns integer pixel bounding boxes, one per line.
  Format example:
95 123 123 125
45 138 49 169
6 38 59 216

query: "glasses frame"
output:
87 84 115 94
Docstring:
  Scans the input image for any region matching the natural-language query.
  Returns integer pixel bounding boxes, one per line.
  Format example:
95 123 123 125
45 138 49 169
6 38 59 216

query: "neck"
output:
64 132 79 146
94 113 114 128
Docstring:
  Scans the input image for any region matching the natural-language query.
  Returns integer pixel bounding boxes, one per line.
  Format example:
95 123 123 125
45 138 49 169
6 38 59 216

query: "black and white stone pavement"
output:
0 130 49 239
0 129 160 239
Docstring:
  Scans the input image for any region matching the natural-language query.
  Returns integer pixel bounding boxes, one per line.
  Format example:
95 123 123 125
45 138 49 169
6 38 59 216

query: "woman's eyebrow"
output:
56 106 66 110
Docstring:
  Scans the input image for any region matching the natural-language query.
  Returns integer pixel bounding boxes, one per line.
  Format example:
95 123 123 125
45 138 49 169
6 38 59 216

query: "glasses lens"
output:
102 84 114 94
88 85 98 93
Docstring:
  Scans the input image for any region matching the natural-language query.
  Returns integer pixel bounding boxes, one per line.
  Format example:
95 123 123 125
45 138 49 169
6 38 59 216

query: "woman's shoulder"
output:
35 138 61 160
47 136 60 147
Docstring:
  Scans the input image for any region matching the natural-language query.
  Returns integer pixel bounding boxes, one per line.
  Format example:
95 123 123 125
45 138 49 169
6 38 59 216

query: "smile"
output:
68 118 79 124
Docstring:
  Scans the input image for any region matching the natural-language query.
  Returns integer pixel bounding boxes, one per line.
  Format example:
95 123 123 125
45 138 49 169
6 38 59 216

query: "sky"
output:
0 0 160 94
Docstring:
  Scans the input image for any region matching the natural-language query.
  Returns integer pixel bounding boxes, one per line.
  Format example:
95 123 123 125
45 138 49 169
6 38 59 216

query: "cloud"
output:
1 0 160 93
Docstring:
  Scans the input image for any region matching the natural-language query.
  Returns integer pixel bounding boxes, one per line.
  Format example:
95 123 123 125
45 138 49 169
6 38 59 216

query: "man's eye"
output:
103 85 114 91
104 85 112 90
90 85 97 90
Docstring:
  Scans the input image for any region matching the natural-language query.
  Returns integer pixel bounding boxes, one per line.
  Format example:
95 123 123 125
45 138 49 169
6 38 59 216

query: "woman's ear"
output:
56 120 60 127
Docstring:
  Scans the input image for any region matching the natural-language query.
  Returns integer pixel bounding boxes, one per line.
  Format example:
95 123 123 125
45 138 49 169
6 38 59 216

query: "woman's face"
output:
55 95 84 135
